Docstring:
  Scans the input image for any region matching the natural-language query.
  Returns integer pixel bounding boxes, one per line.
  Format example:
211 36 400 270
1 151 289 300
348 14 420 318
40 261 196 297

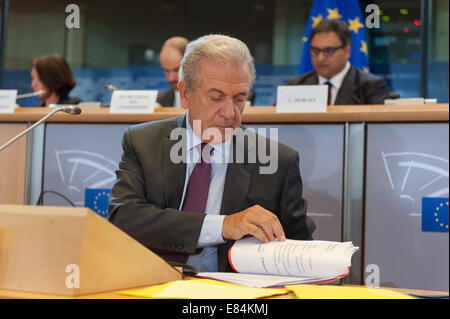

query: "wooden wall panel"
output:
0 123 28 204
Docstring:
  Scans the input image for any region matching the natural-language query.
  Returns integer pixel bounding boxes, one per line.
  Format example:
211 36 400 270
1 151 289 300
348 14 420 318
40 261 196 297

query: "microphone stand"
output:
16 90 47 100
0 106 81 152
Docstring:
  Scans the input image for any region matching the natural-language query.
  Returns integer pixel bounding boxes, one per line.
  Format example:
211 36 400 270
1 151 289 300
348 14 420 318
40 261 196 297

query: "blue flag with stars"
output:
422 197 449 233
300 0 369 75
85 188 111 219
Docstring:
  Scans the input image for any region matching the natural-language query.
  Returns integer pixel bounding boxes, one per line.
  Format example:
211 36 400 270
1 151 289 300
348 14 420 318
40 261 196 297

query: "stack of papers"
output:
197 272 344 288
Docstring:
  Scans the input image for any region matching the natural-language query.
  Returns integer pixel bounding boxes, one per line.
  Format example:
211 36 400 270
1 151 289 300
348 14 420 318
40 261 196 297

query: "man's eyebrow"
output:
207 88 248 96
207 88 225 95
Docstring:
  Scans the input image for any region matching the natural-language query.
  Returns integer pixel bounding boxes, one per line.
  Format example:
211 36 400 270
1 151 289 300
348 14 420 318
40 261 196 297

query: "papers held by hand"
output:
199 237 359 288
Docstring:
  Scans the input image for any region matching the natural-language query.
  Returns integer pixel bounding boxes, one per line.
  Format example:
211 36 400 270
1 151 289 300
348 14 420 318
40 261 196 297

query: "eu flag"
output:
422 197 449 233
299 0 369 75
85 188 111 219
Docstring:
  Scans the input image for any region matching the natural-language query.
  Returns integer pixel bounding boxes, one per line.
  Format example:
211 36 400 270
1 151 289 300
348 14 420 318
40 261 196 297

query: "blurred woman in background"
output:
31 54 82 107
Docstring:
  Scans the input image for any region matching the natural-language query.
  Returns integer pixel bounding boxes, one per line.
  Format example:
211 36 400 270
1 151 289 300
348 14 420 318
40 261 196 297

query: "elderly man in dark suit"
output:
287 19 390 105
108 34 315 272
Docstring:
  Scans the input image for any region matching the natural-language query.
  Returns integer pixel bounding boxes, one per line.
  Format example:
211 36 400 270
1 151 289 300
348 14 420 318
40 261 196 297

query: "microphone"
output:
16 90 47 99
0 105 82 152
105 84 119 91
59 105 82 115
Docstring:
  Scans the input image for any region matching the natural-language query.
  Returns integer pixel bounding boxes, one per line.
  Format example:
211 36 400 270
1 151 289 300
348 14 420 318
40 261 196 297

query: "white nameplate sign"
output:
0 90 18 113
276 85 328 113
110 90 158 113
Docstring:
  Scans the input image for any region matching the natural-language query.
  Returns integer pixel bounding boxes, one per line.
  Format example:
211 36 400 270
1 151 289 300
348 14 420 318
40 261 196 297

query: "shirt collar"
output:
185 111 231 160
318 61 351 89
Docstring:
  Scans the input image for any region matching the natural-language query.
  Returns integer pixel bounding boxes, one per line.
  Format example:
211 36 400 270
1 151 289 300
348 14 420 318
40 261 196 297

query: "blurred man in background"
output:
287 19 390 105
156 36 189 107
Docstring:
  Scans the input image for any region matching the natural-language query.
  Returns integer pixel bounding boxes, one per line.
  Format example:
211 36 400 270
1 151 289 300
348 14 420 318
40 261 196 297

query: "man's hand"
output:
222 205 286 243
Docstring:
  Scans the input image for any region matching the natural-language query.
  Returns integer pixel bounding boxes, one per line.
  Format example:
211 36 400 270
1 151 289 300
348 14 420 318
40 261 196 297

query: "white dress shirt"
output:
318 61 351 105
180 111 230 272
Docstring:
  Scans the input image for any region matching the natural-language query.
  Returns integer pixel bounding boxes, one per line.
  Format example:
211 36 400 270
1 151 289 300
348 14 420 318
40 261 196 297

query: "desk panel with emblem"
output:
42 124 128 212
365 123 449 292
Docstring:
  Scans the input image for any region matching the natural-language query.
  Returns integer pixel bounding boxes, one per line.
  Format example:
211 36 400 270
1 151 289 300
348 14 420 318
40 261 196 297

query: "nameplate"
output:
110 90 158 113
276 85 328 113
0 90 18 113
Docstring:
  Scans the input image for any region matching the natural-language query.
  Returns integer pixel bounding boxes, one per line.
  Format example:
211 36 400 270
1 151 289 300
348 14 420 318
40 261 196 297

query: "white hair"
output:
179 34 255 92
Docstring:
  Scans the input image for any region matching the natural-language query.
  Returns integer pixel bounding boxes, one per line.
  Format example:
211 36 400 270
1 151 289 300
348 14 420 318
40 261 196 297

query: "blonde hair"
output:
179 34 255 92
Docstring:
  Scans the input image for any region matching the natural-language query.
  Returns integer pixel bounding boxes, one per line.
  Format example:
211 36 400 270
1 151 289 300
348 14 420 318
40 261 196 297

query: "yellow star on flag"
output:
327 8 342 20
312 14 323 28
360 40 368 56
348 17 364 34
363 67 369 73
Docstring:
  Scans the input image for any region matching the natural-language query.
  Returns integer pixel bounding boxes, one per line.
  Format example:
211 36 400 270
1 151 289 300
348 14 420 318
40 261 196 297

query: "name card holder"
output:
0 90 18 113
276 85 328 113
110 90 158 113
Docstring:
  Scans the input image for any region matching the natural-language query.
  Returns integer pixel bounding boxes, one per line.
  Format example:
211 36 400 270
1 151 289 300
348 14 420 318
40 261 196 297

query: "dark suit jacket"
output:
108 115 316 272
286 66 390 105
156 88 176 107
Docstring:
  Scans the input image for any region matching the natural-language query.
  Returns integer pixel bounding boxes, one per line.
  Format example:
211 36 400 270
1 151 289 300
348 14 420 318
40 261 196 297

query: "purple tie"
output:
161 143 212 264
181 143 212 213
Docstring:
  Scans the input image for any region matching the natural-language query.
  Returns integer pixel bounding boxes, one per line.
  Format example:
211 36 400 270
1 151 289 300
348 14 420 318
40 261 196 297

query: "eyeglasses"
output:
309 45 346 57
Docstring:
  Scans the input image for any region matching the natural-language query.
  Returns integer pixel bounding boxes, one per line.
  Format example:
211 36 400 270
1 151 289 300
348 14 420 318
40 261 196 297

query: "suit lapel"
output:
219 131 256 216
306 72 319 85
168 88 176 107
162 116 187 209
335 67 359 105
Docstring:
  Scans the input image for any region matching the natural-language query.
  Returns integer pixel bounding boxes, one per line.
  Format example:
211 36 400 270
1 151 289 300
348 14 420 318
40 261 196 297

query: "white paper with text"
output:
0 90 17 113
109 90 157 113
229 237 358 278
197 272 338 288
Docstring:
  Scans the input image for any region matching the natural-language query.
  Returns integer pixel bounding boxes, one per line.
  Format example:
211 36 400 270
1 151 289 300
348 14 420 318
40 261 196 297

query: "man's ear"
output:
178 80 189 110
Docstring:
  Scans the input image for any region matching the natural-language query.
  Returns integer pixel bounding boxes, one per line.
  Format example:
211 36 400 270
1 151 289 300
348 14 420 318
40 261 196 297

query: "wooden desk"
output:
0 123 28 204
0 104 448 123
0 284 447 299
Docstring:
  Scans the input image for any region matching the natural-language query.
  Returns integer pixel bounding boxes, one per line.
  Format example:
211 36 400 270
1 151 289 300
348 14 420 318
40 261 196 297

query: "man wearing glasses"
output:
287 19 390 105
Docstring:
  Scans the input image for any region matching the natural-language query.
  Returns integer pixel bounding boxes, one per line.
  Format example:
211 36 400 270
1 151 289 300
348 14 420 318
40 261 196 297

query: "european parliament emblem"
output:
85 188 111 219
422 197 449 233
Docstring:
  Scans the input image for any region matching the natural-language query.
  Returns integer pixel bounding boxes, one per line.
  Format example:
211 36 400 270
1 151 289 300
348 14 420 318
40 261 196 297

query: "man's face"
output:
310 32 351 79
160 47 183 90
178 59 251 144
